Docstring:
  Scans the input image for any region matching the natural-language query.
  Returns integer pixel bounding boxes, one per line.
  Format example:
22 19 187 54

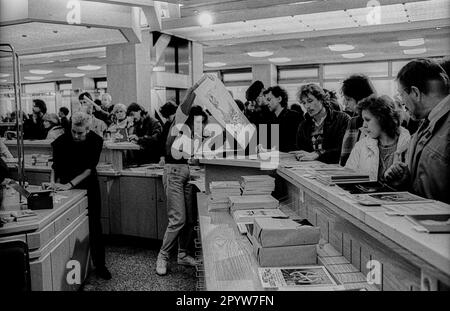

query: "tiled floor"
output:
81 242 197 291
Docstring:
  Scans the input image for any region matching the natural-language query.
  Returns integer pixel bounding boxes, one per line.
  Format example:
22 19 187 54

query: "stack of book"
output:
229 194 279 212
240 175 275 195
24 154 52 167
207 181 241 211
0 210 38 223
314 168 370 185
249 218 320 267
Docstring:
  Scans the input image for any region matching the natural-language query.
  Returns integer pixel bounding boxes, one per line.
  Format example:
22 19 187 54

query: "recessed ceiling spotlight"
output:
436 27 441 30
247 51 274 57
300 39 305 42
403 48 427 55
268 57 291 63
398 38 424 47
24 76 44 81
29 69 53 75
64 73 85 78
328 44 355 52
0 73 10 78
77 65 101 71
342 53 365 59
204 62 226 68
198 12 213 27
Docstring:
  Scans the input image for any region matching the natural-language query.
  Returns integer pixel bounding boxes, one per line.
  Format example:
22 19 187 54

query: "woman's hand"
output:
51 183 72 191
295 151 319 161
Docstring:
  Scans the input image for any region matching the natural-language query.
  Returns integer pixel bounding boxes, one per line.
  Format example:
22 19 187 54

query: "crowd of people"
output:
1 57 449 281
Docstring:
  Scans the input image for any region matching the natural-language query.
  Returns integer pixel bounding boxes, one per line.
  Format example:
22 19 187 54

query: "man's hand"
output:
50 183 72 191
384 162 410 187
293 151 319 161
128 134 139 143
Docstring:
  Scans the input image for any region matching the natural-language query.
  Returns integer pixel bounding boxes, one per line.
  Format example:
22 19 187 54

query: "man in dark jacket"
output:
265 86 303 152
50 112 111 279
24 99 47 140
127 103 162 164
385 58 450 204
295 84 350 164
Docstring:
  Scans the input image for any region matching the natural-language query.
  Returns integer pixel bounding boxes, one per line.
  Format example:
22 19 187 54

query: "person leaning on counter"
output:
385 58 450 204
49 112 111 280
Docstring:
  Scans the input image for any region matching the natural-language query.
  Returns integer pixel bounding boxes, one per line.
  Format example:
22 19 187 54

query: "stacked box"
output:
208 181 241 211
250 218 321 267
228 195 279 212
240 175 275 195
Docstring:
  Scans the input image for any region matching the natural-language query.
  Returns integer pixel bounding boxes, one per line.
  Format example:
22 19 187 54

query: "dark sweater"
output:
296 107 350 164
134 115 162 164
273 108 303 152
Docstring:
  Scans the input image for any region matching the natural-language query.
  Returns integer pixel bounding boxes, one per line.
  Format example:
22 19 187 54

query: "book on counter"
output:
229 195 279 212
232 208 287 224
314 168 370 185
0 210 38 223
208 180 242 211
258 266 344 290
253 218 321 247
406 214 450 233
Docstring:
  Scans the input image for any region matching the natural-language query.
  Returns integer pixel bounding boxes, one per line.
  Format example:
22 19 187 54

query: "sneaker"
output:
156 255 168 276
177 254 198 267
96 266 112 280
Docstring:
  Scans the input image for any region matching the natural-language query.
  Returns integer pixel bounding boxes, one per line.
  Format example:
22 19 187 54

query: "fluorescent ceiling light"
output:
0 79 7 83
64 73 85 78
204 62 226 68
0 73 10 78
342 53 365 59
29 69 53 75
24 76 44 81
152 66 165 72
247 51 273 57
403 48 427 55
398 38 425 47
268 57 291 63
60 58 71 62
40 60 54 64
77 65 101 71
328 44 355 52
198 12 213 27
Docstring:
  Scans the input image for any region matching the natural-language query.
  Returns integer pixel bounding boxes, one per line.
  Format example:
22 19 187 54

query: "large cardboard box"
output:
250 234 317 267
228 195 279 212
253 218 320 247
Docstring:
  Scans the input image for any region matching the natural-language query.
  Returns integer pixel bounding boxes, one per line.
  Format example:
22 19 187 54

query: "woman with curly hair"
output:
345 95 410 182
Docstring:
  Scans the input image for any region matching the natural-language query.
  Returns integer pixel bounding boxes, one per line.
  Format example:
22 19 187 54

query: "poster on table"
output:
194 74 256 150
258 266 343 290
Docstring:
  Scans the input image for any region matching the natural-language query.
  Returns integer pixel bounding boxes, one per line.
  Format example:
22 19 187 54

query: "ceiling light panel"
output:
77 65 101 71
268 57 291 63
328 44 355 52
342 53 365 59
24 76 44 81
403 48 427 55
398 38 425 47
64 73 85 78
405 0 450 22
29 69 52 74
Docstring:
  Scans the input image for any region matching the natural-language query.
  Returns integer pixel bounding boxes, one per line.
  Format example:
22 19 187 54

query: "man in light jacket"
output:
385 58 450 204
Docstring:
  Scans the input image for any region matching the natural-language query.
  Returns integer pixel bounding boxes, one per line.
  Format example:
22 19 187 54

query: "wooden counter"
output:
4 139 140 171
196 192 378 291
0 189 90 291
277 164 450 291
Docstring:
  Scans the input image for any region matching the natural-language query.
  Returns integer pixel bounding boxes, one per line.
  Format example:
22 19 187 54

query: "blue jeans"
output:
159 164 195 259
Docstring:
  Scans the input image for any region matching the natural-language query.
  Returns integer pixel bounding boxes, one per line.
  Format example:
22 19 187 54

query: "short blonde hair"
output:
101 93 112 103
71 112 91 129
111 103 127 115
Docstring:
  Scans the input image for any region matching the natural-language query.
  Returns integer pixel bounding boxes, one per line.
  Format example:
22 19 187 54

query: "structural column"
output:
251 64 277 87
106 31 153 113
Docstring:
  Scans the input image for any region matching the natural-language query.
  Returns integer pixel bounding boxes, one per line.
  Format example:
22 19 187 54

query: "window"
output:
324 62 389 80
